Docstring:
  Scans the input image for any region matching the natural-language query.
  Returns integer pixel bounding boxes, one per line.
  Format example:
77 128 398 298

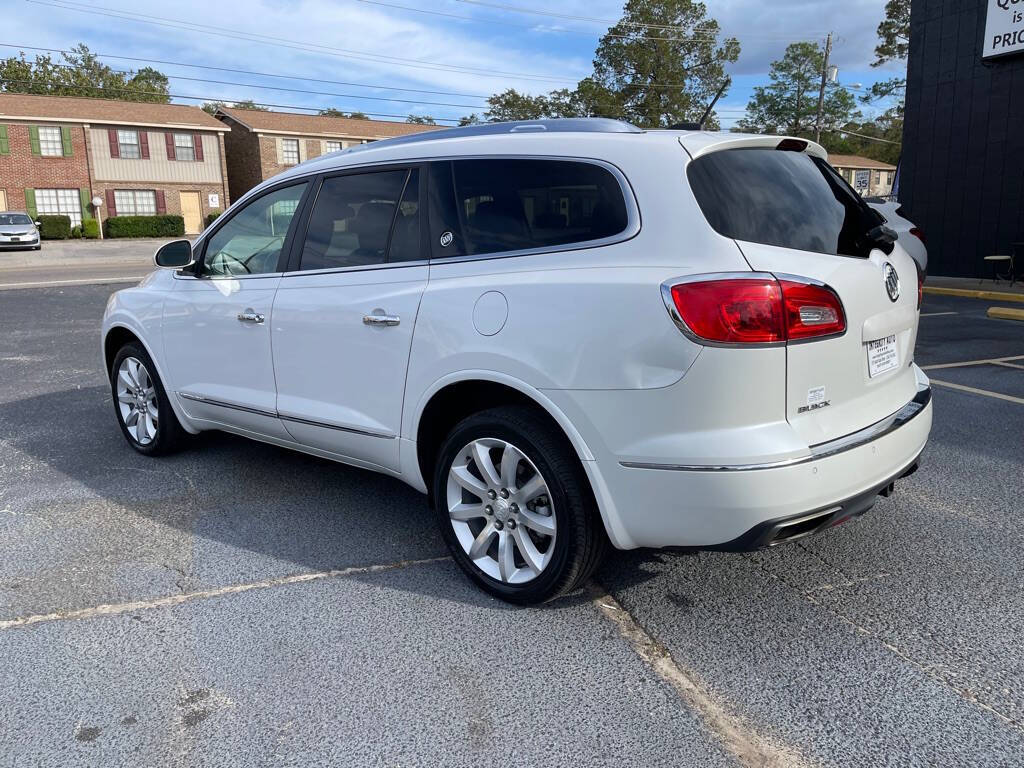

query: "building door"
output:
179 191 202 234
0 190 7 211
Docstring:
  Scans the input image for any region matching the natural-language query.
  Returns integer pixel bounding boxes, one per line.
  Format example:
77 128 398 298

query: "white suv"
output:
102 120 932 603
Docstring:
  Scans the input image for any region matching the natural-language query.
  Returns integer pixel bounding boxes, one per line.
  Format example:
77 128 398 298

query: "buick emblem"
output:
883 262 900 302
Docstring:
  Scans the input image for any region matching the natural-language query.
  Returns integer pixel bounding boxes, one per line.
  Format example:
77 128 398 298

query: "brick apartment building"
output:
214 107 441 200
828 154 898 198
0 93 230 234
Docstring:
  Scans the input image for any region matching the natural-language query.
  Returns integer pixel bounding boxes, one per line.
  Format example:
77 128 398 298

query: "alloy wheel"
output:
446 438 557 584
116 356 159 446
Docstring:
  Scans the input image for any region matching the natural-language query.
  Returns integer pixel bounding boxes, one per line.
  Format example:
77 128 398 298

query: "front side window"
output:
34 188 82 227
114 190 157 216
325 140 343 153
435 159 629 259
687 148 882 258
281 138 300 165
202 183 307 277
299 168 418 271
118 130 141 159
173 133 195 161
38 126 63 156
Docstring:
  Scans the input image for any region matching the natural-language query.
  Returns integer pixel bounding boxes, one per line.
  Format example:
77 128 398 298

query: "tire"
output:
432 405 606 604
110 341 185 456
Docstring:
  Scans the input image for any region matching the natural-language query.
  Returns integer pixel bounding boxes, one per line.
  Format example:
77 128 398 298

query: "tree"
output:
202 99 269 114
864 0 909 108
481 88 585 121
819 110 902 165
319 108 369 119
0 44 170 102
406 115 436 124
582 0 739 128
737 42 856 136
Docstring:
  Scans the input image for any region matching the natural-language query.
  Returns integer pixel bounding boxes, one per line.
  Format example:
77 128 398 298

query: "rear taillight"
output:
916 266 925 310
909 227 926 245
665 275 846 345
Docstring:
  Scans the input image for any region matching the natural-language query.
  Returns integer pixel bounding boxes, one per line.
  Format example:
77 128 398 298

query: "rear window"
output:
431 159 630 258
687 148 881 257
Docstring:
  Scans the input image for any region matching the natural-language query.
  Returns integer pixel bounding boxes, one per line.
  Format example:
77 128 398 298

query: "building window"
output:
874 171 881 184
117 130 141 159
281 138 299 165
35 188 82 227
886 172 893 186
38 126 63 156
325 140 343 153
114 190 157 216
173 133 195 161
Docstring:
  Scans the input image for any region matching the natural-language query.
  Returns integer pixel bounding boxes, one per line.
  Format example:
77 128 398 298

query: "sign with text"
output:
984 0 1024 59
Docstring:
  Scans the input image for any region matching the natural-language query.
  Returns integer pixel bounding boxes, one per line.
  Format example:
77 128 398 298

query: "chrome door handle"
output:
363 314 400 327
237 309 265 324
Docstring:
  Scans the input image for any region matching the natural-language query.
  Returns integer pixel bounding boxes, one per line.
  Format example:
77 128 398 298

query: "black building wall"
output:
902 0 1024 277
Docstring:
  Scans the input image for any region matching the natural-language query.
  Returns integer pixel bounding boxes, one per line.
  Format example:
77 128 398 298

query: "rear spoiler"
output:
678 134 828 162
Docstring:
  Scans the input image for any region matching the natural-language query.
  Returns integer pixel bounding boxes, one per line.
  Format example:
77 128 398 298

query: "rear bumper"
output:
555 376 933 550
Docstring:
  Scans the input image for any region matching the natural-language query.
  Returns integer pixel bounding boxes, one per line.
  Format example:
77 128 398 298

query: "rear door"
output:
270 165 426 471
687 145 920 446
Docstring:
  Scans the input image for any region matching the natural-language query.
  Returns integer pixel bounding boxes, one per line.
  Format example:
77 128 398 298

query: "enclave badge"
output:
883 262 901 302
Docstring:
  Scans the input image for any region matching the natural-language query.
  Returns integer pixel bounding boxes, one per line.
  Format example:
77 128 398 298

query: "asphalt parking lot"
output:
1 283 1022 767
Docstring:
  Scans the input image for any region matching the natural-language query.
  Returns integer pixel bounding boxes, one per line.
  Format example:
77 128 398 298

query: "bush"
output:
37 215 71 240
104 215 185 238
70 225 83 238
83 219 100 239
204 210 222 228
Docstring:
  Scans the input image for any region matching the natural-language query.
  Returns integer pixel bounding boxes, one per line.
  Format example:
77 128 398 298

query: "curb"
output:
924 286 1024 303
987 306 1024 322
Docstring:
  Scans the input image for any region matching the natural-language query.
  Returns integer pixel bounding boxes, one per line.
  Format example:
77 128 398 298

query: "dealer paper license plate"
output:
866 334 899 378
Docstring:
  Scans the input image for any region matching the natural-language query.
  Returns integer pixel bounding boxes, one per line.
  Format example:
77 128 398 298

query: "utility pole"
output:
814 32 833 144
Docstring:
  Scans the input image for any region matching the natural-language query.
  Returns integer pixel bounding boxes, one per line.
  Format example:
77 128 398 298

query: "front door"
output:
271 166 426 471
179 191 202 234
162 181 310 439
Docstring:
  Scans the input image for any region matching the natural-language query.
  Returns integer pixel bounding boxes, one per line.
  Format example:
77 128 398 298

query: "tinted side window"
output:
439 159 629 258
202 183 307 277
300 169 417 271
687 149 881 257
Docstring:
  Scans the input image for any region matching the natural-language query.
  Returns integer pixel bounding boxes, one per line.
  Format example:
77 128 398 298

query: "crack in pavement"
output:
591 584 812 768
0 555 452 631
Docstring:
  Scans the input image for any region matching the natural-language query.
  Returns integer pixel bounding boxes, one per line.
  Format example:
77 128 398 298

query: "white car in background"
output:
101 120 932 603
867 199 928 274
0 212 41 250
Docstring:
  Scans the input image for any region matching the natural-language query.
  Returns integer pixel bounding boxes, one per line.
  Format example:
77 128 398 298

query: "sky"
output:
1 0 907 129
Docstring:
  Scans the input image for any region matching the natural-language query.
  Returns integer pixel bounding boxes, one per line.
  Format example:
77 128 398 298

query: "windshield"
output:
687 148 883 258
0 214 32 226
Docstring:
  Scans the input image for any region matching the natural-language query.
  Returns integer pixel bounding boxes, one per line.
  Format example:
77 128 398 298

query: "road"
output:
0 239 165 290
1 284 1022 767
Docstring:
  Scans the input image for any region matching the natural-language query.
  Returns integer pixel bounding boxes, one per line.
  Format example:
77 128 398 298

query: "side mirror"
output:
154 239 194 269
860 224 897 255
34 220 41 227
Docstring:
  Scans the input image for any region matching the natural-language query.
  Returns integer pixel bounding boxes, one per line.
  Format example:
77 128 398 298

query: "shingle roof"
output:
216 107 444 140
0 93 225 130
827 154 897 170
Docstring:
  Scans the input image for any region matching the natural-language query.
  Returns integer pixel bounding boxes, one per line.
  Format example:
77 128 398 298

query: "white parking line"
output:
929 379 1024 405
0 556 451 631
593 589 808 768
0 276 147 290
922 355 1024 370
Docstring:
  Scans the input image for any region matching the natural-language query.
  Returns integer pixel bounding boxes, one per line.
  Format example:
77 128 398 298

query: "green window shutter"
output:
80 188 94 222
61 126 73 156
29 126 40 156
0 126 9 155
24 189 37 219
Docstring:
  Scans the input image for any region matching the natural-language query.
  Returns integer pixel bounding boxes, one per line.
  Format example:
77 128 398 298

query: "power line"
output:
352 0 736 45
27 0 582 84
824 127 901 145
453 0 827 39
0 43 490 99
27 0 736 89
0 79 463 123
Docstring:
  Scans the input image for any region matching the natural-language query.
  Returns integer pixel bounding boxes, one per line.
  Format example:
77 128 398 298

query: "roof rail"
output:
338 118 643 155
